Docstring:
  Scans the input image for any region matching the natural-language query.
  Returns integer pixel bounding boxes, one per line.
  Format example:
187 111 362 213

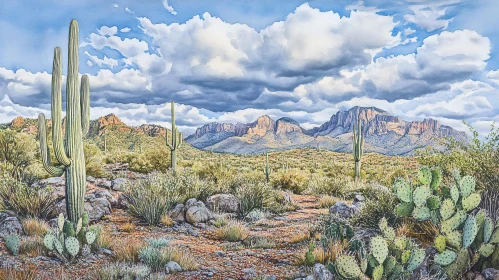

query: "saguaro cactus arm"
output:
51 47 71 166
38 114 65 176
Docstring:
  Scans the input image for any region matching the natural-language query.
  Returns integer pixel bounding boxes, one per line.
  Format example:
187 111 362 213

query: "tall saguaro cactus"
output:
38 20 89 223
263 153 272 183
353 117 364 182
166 101 183 174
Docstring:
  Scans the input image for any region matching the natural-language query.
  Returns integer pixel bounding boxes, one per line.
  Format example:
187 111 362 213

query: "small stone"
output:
215 251 226 257
329 201 357 219
0 214 22 237
111 178 127 191
482 268 499 280
242 268 257 276
166 261 182 273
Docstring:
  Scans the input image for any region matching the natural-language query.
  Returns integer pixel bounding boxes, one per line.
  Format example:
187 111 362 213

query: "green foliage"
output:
351 185 399 229
0 129 39 181
83 143 106 177
271 169 307 194
416 122 499 190
0 174 57 219
231 177 275 218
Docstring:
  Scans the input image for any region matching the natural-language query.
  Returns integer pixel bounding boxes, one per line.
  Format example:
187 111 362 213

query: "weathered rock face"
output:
313 263 334 280
169 204 186 223
329 201 358 219
206 194 239 213
185 200 213 224
88 113 129 136
246 115 275 137
275 117 302 135
54 190 113 222
0 213 23 237
136 124 167 137
193 123 236 138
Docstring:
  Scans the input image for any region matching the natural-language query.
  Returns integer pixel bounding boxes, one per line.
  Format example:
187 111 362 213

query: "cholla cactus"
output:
166 102 183 175
43 213 97 262
37 20 89 223
263 152 272 183
394 167 499 278
352 117 364 182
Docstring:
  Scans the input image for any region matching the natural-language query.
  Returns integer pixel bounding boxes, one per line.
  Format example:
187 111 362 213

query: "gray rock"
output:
86 176 96 183
482 268 499 280
95 178 112 189
242 268 257 276
169 204 186 223
185 202 213 224
166 261 182 273
185 198 198 209
117 194 130 209
0 213 22 237
353 194 365 202
206 194 239 213
313 263 334 280
36 177 65 188
93 189 117 207
55 197 111 222
329 201 357 219
215 250 226 257
111 178 127 191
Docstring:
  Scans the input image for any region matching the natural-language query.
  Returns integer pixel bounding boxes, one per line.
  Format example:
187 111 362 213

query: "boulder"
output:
0 213 23 237
55 196 111 222
329 202 357 219
117 194 130 209
206 194 239 213
185 198 198 209
313 263 334 280
169 204 186 223
86 176 96 183
93 189 117 207
482 268 499 280
95 178 112 189
166 261 182 273
185 201 213 224
111 178 127 191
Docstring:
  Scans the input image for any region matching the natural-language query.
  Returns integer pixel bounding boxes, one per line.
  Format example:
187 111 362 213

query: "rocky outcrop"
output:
169 198 214 225
0 213 23 237
186 106 467 155
88 113 129 136
206 194 239 213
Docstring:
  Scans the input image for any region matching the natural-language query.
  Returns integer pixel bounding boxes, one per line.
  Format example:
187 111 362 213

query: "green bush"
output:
271 169 308 194
0 174 57 219
84 143 107 178
306 174 353 197
0 129 38 180
231 177 274 218
350 184 399 229
416 122 499 190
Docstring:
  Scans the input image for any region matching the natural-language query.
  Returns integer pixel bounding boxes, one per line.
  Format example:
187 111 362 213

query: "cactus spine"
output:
353 117 364 182
38 20 89 223
263 152 272 183
166 101 183 174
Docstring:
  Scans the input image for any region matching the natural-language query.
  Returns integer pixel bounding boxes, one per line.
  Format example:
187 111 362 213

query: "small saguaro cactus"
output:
38 19 90 223
166 101 183 174
353 117 364 182
263 152 272 183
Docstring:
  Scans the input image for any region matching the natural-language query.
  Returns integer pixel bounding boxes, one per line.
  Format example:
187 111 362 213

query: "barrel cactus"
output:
37 19 90 223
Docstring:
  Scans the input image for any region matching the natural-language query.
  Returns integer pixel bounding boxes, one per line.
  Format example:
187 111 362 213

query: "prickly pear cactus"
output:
85 231 96 245
371 236 389 264
82 212 89 227
4 235 20 255
434 250 457 266
418 167 432 185
65 237 80 257
336 255 363 279
43 234 56 250
435 235 446 253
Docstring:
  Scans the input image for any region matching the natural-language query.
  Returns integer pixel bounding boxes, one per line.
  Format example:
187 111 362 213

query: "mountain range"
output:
185 107 468 155
3 106 468 156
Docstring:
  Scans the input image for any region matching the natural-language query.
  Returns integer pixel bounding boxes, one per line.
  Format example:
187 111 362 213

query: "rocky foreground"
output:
0 167 334 279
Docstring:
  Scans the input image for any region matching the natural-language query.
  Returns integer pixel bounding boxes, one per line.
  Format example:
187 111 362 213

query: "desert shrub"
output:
19 236 45 256
0 175 56 219
416 122 499 190
318 196 339 209
479 188 499 222
124 174 180 226
230 177 274 218
350 184 399 229
91 263 151 280
271 169 308 194
306 174 352 197
113 238 146 263
0 129 38 181
139 238 197 272
84 143 106 177
215 219 249 242
92 225 113 250
128 149 171 174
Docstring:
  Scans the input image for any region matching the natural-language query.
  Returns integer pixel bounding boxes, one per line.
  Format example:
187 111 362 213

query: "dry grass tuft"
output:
19 236 45 256
121 222 135 233
289 231 310 244
21 218 49 237
113 238 146 263
318 195 339 209
0 265 38 280
215 220 249 242
160 214 175 227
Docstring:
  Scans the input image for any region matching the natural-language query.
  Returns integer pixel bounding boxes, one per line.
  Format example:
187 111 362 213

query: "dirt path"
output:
0 194 329 280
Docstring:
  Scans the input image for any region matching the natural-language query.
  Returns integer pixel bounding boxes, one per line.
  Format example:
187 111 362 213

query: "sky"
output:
0 0 498 136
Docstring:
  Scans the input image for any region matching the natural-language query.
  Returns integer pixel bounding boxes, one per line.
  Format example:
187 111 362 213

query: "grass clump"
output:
215 219 249 242
138 238 198 273
113 238 146 263
21 218 49 237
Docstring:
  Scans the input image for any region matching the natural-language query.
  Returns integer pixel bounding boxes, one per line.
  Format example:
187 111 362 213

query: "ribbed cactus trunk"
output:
166 101 183 175
263 153 272 183
353 117 364 182
38 20 89 223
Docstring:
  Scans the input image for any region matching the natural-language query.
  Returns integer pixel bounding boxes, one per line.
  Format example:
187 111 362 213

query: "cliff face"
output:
187 106 468 155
